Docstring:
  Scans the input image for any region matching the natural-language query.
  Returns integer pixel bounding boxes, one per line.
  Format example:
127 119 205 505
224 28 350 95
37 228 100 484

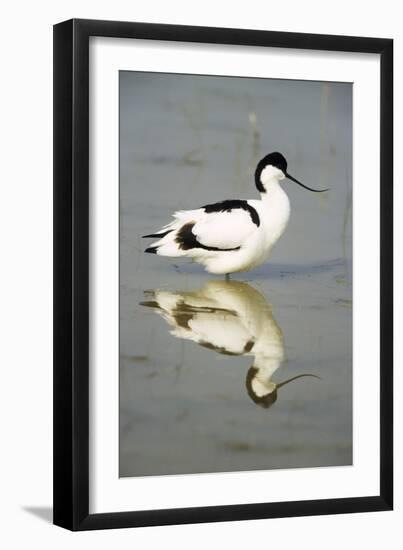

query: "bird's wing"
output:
188 313 254 354
191 201 259 250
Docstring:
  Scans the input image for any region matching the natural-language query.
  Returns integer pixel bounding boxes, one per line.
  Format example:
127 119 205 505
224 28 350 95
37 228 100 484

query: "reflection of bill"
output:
141 280 319 408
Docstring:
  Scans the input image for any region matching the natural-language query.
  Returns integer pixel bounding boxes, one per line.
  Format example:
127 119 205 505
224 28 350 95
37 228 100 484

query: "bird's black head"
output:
255 152 287 193
254 151 328 193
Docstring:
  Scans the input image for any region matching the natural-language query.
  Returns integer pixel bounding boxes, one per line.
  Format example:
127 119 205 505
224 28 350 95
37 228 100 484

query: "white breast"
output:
251 181 290 249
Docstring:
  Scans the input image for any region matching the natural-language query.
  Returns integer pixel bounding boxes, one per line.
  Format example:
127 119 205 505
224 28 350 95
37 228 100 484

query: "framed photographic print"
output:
53 19 393 530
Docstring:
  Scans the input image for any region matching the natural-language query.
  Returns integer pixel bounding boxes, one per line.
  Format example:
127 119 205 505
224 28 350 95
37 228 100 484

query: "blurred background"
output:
119 71 352 477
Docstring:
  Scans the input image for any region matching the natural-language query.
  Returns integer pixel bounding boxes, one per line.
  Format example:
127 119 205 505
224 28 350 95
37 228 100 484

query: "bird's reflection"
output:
141 281 319 408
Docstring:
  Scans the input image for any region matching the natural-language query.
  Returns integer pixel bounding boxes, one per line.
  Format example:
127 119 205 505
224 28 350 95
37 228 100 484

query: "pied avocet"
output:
141 280 319 408
143 152 327 278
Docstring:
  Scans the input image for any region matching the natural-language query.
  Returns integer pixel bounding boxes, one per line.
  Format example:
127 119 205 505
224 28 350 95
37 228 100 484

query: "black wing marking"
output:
202 200 260 227
199 338 255 356
176 222 241 252
142 229 173 238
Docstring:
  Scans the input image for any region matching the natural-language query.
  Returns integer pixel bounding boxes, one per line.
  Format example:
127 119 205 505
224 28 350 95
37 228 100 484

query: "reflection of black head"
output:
245 366 278 409
245 367 321 409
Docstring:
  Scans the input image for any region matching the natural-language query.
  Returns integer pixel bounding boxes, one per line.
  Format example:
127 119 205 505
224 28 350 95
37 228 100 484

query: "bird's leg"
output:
225 273 231 282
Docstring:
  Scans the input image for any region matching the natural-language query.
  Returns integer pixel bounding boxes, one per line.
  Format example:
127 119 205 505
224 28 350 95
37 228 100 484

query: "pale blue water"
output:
119 72 352 477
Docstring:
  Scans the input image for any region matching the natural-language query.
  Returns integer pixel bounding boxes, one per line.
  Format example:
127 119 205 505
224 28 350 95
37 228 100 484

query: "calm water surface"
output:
119 72 352 477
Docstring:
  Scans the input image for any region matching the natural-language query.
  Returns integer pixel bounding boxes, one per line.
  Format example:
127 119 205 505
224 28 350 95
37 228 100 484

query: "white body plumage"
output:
143 153 326 275
144 167 290 274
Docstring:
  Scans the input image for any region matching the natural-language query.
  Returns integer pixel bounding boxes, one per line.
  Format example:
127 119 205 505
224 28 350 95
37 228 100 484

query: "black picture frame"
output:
53 18 393 531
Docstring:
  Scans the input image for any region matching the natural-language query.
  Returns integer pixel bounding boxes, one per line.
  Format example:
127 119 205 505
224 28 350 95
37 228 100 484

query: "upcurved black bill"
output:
276 373 321 390
286 172 328 193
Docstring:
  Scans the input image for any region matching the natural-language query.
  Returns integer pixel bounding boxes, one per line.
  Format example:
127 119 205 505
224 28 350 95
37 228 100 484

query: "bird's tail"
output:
143 210 203 256
142 229 173 239
142 223 187 257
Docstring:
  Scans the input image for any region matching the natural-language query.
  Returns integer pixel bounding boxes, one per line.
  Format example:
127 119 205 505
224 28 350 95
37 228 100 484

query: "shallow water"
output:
119 72 352 477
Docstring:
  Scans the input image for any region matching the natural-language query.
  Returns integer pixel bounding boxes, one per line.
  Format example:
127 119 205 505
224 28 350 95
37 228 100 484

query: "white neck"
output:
253 356 281 378
257 178 291 245
251 358 281 397
258 165 286 193
259 178 285 200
